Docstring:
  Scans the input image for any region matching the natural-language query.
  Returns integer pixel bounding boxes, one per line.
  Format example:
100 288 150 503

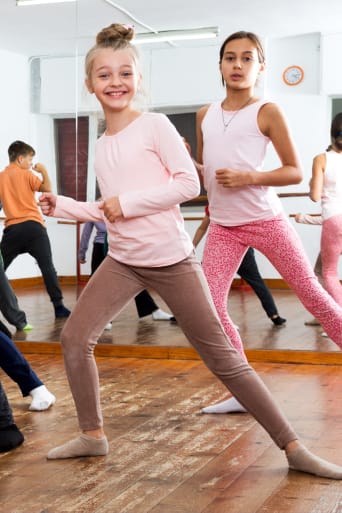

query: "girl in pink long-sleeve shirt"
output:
38 23 342 479
197 31 342 416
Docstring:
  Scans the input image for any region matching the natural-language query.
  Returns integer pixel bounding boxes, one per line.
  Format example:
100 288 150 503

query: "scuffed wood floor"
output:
1 354 342 513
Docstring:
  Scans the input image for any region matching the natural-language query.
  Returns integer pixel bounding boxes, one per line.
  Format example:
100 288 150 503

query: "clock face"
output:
282 65 304 86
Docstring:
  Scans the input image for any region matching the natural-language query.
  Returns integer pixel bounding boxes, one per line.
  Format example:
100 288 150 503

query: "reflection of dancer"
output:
310 113 342 308
295 213 322 326
37 24 342 480
0 251 32 332
79 220 175 325
0 141 70 319
196 30 342 415
193 206 286 325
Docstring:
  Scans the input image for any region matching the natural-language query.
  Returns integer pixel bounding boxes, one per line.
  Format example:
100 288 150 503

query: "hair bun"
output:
96 23 134 45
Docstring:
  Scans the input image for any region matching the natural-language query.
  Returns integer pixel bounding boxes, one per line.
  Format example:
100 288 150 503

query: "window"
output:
54 117 89 200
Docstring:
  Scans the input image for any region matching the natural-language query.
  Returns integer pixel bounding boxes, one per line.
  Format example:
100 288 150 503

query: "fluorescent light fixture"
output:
16 0 76 6
134 27 219 45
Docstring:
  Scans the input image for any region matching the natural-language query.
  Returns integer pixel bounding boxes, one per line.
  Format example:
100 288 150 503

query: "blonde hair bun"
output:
96 23 134 45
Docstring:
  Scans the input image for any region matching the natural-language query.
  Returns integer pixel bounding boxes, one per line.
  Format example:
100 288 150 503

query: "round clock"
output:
282 65 304 86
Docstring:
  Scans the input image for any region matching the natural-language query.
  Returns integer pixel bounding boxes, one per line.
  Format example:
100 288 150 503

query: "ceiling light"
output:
16 0 76 6
134 27 219 45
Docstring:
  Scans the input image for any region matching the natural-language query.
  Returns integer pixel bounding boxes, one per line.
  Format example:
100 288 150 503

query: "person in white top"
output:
36 23 342 480
196 31 342 414
310 113 342 307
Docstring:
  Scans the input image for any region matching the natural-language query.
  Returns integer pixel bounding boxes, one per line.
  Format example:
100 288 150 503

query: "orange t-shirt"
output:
0 163 44 227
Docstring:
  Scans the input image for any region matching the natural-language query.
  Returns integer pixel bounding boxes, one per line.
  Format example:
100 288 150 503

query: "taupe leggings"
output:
60 253 297 449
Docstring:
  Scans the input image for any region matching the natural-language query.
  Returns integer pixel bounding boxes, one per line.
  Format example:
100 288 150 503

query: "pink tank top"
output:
201 100 282 226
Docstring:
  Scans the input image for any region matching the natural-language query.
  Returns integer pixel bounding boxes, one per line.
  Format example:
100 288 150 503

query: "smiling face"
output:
219 37 265 90
86 47 140 113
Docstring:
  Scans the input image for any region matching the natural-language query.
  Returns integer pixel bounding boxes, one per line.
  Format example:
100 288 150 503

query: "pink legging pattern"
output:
202 214 342 355
321 214 342 307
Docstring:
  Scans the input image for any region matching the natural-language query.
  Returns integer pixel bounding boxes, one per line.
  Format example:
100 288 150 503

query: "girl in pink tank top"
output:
197 31 342 414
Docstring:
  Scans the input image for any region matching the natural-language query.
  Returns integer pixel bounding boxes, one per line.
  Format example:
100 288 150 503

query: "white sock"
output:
29 385 56 411
201 397 247 414
152 308 173 321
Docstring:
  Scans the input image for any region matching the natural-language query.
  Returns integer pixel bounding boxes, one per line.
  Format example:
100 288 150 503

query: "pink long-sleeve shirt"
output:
54 112 200 267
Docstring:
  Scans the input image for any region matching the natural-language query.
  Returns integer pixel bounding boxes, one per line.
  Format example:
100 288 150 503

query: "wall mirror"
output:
1 0 342 360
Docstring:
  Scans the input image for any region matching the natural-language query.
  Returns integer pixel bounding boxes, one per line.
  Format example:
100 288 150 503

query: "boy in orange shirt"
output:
0 141 70 318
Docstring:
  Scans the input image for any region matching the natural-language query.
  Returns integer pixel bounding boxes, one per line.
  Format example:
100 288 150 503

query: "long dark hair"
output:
329 112 342 151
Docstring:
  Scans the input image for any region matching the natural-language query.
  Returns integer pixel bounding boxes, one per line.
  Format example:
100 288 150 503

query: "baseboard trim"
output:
10 275 291 289
15 341 342 365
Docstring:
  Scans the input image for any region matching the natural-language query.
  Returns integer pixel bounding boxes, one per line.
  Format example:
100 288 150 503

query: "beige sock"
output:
47 434 109 460
287 445 342 479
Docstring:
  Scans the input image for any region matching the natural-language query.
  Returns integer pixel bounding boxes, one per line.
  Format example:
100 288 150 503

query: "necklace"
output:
221 97 253 132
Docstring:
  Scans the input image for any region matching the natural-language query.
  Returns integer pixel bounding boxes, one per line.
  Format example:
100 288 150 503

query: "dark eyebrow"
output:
224 50 254 56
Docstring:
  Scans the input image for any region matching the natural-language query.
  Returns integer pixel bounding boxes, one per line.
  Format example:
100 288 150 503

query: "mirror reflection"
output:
0 0 341 357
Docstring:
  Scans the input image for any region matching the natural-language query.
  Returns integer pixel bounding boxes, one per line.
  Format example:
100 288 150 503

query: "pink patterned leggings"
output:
202 213 342 358
321 214 342 307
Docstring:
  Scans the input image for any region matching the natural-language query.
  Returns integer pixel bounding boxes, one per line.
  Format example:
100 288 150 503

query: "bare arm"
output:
192 215 210 247
309 153 325 202
34 163 52 192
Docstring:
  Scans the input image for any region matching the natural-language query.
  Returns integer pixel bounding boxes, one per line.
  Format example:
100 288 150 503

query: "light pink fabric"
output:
201 100 282 226
321 150 342 221
54 113 200 267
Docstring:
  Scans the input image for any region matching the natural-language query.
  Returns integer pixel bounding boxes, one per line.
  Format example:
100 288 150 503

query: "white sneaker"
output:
152 308 173 321
233 324 240 331
104 322 112 331
321 332 329 338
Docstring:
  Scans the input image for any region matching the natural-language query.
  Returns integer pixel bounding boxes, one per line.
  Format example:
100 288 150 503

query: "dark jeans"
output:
0 380 13 429
1 221 63 306
237 247 278 318
91 242 158 318
0 331 42 396
0 253 27 329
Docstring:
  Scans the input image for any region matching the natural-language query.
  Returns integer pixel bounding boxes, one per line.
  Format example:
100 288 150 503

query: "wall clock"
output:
282 65 304 86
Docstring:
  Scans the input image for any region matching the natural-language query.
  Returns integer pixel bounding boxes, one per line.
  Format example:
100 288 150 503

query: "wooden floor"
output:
0 283 342 512
1 354 342 513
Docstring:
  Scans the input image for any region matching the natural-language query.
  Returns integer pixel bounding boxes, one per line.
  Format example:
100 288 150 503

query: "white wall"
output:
1 34 342 280
0 50 31 169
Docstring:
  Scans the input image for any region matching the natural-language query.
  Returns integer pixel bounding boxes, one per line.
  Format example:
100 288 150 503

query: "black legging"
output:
237 247 279 318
